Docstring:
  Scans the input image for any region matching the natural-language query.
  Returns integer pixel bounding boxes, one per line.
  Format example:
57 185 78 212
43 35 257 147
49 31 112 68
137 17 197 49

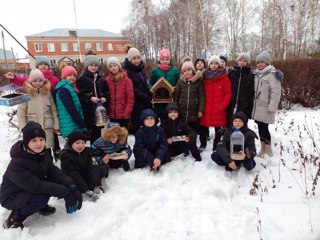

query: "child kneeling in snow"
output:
92 123 132 172
133 109 171 170
211 112 257 171
0 122 82 229
161 103 201 161
60 131 103 202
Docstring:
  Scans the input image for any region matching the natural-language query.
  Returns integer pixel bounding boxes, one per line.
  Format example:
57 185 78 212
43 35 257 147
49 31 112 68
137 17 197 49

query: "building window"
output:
96 43 103 51
85 43 92 50
61 43 68 52
73 43 80 52
34 43 43 52
69 30 77 38
47 43 55 52
108 43 113 51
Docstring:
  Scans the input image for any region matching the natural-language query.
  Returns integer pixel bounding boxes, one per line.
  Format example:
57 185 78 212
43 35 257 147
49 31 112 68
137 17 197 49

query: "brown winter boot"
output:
265 144 273 157
3 211 25 229
257 142 266 157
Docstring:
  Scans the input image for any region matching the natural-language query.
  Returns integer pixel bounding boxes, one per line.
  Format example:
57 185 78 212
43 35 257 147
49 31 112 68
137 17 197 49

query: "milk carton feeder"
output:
0 81 30 107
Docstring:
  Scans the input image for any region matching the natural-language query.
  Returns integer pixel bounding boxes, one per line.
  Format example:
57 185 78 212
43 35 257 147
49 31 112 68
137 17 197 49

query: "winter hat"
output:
219 55 228 65
236 52 251 64
159 49 171 60
256 51 271 65
127 47 141 62
84 55 99 68
35 56 51 69
181 61 195 72
22 121 46 146
27 69 45 83
107 57 121 69
67 130 87 147
194 58 206 68
231 111 248 126
61 66 78 79
208 55 221 67
140 108 158 126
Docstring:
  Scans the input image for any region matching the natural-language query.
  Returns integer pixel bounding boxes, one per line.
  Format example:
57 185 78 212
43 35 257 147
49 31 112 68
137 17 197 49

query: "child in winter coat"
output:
148 49 180 119
200 55 232 151
55 64 87 138
0 122 82 229
133 109 170 170
174 57 205 148
77 53 109 144
60 131 103 202
211 112 257 171
105 57 134 128
227 53 254 126
123 44 152 133
92 123 132 172
252 51 283 157
161 103 201 161
17 69 59 153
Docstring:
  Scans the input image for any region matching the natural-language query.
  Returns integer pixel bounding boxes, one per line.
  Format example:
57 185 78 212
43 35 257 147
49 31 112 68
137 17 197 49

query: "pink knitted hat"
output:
27 69 45 83
159 49 171 60
181 61 195 72
61 66 78 79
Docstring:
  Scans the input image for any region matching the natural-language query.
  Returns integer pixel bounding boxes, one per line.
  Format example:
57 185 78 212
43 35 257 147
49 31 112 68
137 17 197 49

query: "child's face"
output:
109 134 118 144
220 60 226 68
257 61 267 70
131 56 141 66
233 118 244 129
31 78 45 89
72 140 86 153
87 64 99 73
37 63 49 71
144 116 156 127
238 59 248 68
109 64 120 75
183 68 194 78
27 137 46 153
196 61 204 70
209 62 219 71
160 58 170 65
168 109 179 120
66 74 77 84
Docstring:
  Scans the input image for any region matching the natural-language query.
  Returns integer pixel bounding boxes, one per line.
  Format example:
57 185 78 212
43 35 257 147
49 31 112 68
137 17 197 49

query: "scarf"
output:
157 64 172 71
255 65 273 78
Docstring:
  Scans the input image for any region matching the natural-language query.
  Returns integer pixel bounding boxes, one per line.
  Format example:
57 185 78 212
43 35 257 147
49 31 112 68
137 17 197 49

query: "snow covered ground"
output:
0 106 319 240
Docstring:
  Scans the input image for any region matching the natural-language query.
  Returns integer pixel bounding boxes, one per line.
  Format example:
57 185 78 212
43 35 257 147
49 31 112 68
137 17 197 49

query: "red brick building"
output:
26 28 130 68
0 48 30 73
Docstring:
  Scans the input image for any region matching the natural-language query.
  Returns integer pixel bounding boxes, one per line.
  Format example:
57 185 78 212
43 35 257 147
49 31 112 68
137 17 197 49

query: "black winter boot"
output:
39 204 56 216
3 211 25 229
122 161 131 172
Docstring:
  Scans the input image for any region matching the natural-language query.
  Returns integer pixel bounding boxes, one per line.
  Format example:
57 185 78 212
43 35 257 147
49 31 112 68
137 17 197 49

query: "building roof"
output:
26 28 124 38
0 48 15 59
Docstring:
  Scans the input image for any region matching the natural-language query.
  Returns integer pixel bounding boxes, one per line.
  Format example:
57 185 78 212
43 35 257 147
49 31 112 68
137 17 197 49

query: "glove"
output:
245 148 255 159
64 190 78 214
86 190 99 202
68 184 83 210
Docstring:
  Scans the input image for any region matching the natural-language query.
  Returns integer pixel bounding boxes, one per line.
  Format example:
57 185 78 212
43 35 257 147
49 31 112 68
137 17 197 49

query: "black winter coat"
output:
0 141 73 210
76 69 110 129
123 59 152 127
60 145 101 193
227 65 254 125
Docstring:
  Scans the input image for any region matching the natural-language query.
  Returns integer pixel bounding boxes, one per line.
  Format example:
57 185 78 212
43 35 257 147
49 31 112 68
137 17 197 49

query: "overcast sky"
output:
1 0 132 58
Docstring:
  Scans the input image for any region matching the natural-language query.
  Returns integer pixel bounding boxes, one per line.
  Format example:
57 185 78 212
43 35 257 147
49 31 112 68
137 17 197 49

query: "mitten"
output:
245 148 255 159
68 184 83 210
63 190 78 214
86 190 99 202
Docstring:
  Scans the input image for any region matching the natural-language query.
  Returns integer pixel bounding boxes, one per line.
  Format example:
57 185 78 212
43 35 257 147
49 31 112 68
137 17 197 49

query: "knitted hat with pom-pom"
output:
27 69 45 83
61 66 78 79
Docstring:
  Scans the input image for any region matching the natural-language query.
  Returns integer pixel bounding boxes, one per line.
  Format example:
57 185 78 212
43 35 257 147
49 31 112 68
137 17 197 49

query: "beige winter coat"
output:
252 65 283 124
17 81 59 148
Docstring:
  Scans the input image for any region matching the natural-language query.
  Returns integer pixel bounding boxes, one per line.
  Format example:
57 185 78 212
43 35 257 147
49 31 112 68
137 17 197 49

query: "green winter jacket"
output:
148 59 180 88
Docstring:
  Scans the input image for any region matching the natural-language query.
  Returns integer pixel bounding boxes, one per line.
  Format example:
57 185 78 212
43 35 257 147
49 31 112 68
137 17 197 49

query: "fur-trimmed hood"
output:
102 126 128 144
180 70 202 83
23 79 51 96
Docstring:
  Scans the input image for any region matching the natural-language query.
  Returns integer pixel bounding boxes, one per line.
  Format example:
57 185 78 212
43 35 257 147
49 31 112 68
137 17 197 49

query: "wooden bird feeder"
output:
150 77 174 103
0 83 30 107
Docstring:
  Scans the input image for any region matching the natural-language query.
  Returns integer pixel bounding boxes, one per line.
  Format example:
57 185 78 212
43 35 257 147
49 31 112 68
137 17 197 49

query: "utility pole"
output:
2 30 8 69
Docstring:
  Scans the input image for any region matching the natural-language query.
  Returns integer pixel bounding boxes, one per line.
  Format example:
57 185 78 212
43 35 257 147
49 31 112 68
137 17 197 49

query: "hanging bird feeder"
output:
0 79 30 107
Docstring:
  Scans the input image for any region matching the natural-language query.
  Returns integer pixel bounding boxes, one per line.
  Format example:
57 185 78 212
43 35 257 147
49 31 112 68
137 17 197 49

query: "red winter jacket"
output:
200 68 232 127
105 70 134 119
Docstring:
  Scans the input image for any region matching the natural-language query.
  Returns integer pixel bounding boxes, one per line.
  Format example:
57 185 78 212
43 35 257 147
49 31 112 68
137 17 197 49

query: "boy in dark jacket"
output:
133 109 171 170
161 103 201 161
211 112 257 171
60 131 103 202
0 122 82 229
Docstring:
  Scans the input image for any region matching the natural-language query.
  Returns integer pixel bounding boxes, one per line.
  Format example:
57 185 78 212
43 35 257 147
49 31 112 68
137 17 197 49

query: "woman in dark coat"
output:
123 45 152 133
0 122 82 229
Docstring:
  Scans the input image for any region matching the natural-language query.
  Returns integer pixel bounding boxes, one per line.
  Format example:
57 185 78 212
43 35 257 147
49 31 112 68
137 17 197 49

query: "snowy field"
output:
0 105 319 240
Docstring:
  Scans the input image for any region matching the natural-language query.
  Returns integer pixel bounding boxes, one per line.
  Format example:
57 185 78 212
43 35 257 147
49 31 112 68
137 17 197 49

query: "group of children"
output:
0 48 283 229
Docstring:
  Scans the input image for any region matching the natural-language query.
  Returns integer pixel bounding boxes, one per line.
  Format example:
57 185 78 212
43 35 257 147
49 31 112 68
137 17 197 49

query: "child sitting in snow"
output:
211 112 257 171
161 103 201 161
60 131 103 202
0 122 82 229
92 123 132 172
133 109 171 170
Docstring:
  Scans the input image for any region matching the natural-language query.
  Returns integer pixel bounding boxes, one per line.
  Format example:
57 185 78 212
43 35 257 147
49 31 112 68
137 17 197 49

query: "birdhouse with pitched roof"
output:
150 77 174 103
